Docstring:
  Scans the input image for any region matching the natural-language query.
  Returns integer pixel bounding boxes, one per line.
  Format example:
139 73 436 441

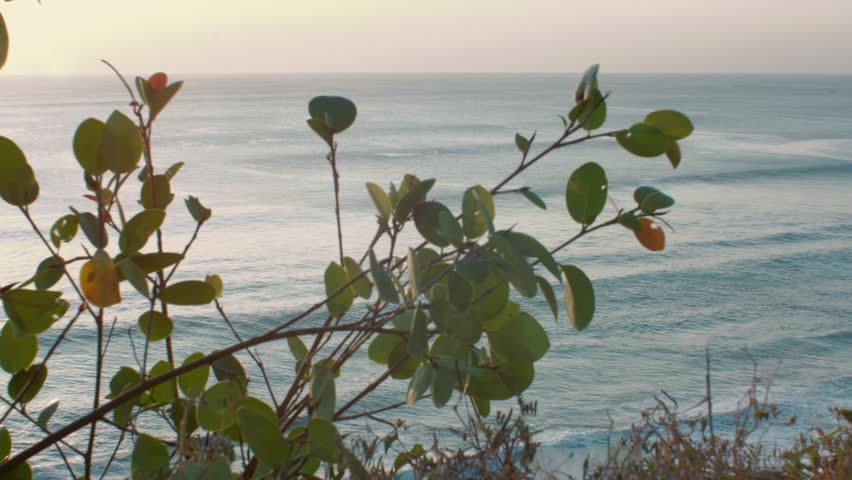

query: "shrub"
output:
0 12 695 478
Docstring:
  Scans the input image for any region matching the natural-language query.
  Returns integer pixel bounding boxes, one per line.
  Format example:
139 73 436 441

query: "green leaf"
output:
131 434 169 480
565 161 608 225
644 110 694 140
287 336 309 362
36 399 59 429
148 81 183 120
447 270 473 311
455 256 487 283
185 196 211 224
406 248 421 298
342 257 372 300
494 360 536 396
237 400 290 468
161 162 183 181
161 280 216 306
137 164 150 182
468 269 510 324
491 237 537 298
574 64 600 102
431 367 454 408
169 400 199 438
570 89 607 131
467 368 514 402
108 366 141 426
172 458 230 480
109 366 141 398
437 210 464 246
138 311 173 341
197 380 243 432
123 252 183 277
141 175 173 210
502 231 561 281
308 96 357 134
616 123 669 157
102 110 143 174
310 364 336 420
50 215 78 249
388 340 420 380
666 139 682 169
515 133 530 154
634 186 675 214
430 286 482 345
8 364 47 404
408 306 428 359
212 354 247 387
324 261 354 318
368 334 402 365
72 118 108 175
75 211 106 249
34 256 64 291
618 211 641 232
521 189 546 210
178 352 209 398
0 426 10 462
394 178 435 223
537 276 558 321
306 118 333 146
369 250 399 304
3 289 68 335
205 274 224 298
119 209 165 254
0 136 39 207
0 11 7 70
307 417 338 462
407 363 433 406
1 462 32 480
481 299 520 332
0 322 37 374
414 201 454 248
149 360 177 404
117 257 149 297
487 311 549 363
562 265 595 331
461 185 495 239
366 182 392 223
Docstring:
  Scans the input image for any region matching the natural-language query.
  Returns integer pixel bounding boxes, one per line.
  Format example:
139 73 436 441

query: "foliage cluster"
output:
0 9 698 479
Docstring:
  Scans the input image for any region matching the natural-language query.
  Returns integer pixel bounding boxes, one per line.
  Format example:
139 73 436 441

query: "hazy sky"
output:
3 0 851 75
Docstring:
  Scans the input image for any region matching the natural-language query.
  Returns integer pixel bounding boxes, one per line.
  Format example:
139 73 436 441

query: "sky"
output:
2 0 852 75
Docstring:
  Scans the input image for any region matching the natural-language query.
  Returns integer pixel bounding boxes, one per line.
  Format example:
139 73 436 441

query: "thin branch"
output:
100 59 138 105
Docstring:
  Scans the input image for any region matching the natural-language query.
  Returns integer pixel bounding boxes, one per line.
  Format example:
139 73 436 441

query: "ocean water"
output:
1 74 851 477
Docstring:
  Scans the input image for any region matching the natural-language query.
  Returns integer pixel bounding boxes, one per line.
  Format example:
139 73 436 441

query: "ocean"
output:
1 73 851 477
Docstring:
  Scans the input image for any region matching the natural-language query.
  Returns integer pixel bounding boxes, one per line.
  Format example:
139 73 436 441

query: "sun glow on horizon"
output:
2 0 851 75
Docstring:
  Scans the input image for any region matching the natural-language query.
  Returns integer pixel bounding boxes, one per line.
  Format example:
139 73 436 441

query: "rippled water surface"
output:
1 74 851 477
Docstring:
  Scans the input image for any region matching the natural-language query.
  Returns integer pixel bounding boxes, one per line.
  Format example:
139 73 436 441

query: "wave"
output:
666 161 852 186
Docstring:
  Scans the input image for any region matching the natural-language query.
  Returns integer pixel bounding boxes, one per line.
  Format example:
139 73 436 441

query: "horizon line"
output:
2 71 852 78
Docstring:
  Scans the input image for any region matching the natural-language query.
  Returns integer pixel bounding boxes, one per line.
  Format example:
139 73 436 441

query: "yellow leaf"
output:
80 255 121 308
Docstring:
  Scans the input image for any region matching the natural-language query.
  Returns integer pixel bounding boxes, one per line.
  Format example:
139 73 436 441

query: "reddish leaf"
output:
148 72 168 91
634 218 665 251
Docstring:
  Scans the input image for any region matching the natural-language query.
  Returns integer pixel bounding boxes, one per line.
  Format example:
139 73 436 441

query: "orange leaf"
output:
80 255 121 308
148 72 168 92
634 218 665 251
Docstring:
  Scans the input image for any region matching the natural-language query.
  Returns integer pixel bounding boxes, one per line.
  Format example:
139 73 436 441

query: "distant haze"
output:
2 0 851 75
